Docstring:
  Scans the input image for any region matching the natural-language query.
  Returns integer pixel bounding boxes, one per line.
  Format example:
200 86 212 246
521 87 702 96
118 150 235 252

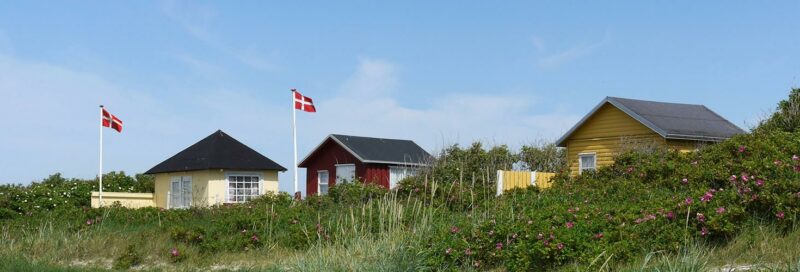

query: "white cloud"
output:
160 0 279 72
536 31 610 69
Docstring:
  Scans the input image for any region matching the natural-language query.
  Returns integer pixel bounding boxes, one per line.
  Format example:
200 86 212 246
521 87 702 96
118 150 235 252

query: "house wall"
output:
361 163 390 188
302 139 391 195
564 103 713 175
154 169 280 208
564 103 663 175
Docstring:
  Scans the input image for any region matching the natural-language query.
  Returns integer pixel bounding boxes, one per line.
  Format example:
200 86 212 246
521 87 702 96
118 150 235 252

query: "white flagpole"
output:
99 105 104 207
291 89 299 197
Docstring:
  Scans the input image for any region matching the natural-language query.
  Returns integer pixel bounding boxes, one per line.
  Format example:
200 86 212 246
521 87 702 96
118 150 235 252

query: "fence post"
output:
496 170 503 196
531 171 537 187
167 191 171 209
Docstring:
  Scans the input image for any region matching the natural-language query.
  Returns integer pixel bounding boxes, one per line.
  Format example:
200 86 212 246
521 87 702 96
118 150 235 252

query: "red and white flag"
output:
293 89 316 112
102 108 123 133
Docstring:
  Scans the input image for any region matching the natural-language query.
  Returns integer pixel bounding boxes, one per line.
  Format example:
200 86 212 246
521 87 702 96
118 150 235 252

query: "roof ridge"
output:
330 134 414 142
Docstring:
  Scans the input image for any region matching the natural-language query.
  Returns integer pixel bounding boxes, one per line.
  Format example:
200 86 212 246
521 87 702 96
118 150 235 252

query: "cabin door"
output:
170 176 192 208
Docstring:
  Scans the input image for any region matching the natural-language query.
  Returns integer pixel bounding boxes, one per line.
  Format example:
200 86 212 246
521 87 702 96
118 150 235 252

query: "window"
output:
389 166 417 189
579 153 596 174
335 164 355 183
318 170 329 195
170 176 192 209
227 174 261 203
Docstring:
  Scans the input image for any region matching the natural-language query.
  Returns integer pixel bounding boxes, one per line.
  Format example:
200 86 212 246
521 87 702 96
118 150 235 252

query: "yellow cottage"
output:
556 97 745 176
144 130 286 208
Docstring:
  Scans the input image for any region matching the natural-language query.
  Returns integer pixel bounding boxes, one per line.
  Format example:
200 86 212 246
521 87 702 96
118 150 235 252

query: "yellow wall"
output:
154 169 281 208
497 170 557 194
564 103 663 175
91 192 155 208
563 103 716 175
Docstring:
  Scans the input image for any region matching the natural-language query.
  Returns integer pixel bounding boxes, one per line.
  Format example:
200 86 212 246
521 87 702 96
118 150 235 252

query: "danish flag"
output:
101 108 123 133
293 89 316 112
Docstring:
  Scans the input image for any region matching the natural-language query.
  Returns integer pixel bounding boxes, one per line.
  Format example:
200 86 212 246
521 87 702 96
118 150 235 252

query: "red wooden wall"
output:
300 138 391 195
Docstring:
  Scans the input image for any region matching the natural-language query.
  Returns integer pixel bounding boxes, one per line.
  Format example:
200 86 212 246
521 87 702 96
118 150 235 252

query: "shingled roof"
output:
299 134 432 167
145 130 286 174
556 97 746 146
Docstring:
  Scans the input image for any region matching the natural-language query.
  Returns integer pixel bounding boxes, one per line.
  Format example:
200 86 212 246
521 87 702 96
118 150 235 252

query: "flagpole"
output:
99 105 104 207
291 89 299 198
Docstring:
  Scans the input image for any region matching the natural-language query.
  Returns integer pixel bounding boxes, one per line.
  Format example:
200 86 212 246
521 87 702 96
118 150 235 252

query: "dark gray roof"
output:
299 134 432 166
556 97 746 146
145 130 286 174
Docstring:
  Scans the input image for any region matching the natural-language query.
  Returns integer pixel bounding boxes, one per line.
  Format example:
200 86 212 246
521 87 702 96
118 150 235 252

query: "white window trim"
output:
224 172 264 204
335 163 356 184
578 153 597 174
318 170 330 195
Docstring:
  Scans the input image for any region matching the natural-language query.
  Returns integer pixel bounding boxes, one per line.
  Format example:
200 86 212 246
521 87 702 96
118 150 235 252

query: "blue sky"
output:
1 1 798 193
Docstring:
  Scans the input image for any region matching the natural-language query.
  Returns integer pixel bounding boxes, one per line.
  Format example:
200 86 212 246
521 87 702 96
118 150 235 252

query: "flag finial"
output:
100 105 104 108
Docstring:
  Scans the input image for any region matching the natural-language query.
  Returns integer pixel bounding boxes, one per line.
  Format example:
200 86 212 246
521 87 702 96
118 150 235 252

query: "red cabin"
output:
298 134 432 195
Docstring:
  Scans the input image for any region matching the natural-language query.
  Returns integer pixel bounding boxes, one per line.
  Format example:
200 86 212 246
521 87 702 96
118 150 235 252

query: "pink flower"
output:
685 197 694 205
756 179 764 187
701 227 709 236
681 178 689 185
738 146 746 153
445 248 453 255
741 175 749 182
729 175 738 182
700 192 714 202
696 213 706 223
565 221 574 229
496 242 503 250
793 155 799 161
251 235 259 242
556 243 565 250
594 233 604 239
716 207 726 214
536 233 544 240
777 211 786 220
171 248 180 257
86 219 93 225
626 167 634 173
465 248 472 256
666 211 675 220
450 226 460 234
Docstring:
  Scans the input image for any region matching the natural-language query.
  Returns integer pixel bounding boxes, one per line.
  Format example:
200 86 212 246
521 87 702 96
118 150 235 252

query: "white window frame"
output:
335 164 356 184
318 170 330 195
389 166 417 189
224 172 263 204
578 153 597 174
169 175 192 209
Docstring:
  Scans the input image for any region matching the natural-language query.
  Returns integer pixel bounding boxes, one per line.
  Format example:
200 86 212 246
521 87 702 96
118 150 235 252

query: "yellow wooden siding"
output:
497 171 557 194
154 169 281 208
502 171 532 191
564 103 663 175
666 139 706 153
535 172 557 189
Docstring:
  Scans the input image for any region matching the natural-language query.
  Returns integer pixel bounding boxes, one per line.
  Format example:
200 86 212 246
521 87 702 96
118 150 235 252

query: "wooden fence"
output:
496 170 557 195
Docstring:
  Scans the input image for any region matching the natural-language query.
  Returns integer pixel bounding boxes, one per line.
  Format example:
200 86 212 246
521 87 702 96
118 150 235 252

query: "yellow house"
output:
556 97 745 176
144 130 286 208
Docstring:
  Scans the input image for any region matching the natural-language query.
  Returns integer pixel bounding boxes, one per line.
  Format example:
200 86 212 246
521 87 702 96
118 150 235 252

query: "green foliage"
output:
519 143 568 173
0 172 154 218
756 88 800 133
327 180 388 205
113 244 143 269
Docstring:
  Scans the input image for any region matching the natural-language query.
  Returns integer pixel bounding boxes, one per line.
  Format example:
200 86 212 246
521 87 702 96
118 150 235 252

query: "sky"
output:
0 1 798 194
